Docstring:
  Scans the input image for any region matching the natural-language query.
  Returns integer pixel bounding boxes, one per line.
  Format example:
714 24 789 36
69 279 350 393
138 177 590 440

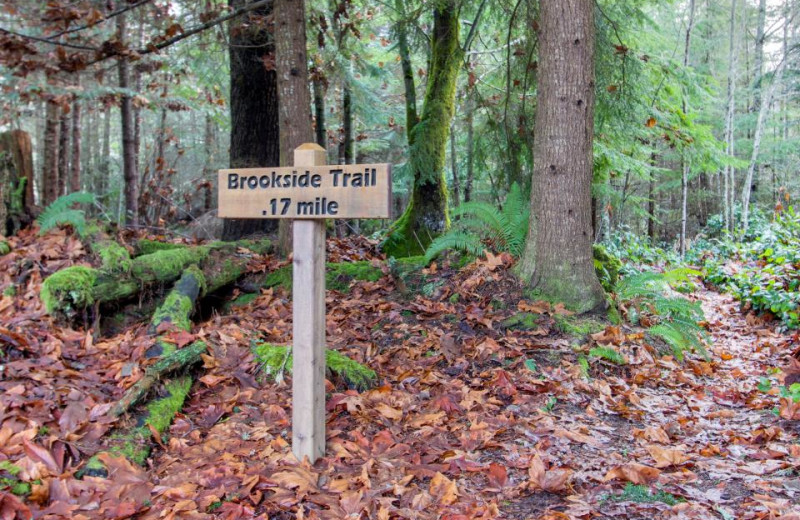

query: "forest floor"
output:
1 229 799 520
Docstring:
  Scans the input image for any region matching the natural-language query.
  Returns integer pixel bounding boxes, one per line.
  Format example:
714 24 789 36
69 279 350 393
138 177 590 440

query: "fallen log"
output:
40 239 268 320
82 268 209 477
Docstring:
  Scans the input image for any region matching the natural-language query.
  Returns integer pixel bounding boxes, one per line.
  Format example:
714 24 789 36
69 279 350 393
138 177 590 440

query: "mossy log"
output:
82 376 194 478
41 239 268 319
85 269 211 476
253 343 377 391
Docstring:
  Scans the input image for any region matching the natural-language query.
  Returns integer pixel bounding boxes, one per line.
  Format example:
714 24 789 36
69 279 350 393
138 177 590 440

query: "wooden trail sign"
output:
218 143 391 463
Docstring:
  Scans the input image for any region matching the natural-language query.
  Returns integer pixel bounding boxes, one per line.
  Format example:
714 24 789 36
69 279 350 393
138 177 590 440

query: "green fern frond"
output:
589 346 626 365
424 231 485 263
37 192 96 236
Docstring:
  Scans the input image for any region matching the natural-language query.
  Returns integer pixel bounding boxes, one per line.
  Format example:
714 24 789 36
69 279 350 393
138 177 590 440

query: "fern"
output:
589 346 627 365
616 269 709 360
37 192 96 236
425 183 529 262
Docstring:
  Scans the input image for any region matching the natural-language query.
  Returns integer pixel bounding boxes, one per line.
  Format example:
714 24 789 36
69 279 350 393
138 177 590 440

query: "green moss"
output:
0 461 21 476
252 344 377 391
553 314 607 337
135 239 187 256
84 376 193 474
593 244 622 292
225 292 259 311
0 240 9 256
0 461 29 496
40 265 98 315
150 266 205 333
3 286 15 297
95 241 132 273
263 261 387 293
501 312 542 331
609 483 683 506
131 247 209 283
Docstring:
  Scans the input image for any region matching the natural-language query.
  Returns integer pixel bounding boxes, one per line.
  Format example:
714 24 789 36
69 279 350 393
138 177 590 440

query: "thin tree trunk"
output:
203 112 215 212
518 0 604 313
395 0 418 144
723 0 738 234
741 55 788 232
464 94 474 202
679 0 696 258
117 13 139 227
57 109 70 198
43 101 61 206
450 121 460 206
97 106 111 198
69 85 82 193
274 0 315 254
647 149 657 241
313 75 326 147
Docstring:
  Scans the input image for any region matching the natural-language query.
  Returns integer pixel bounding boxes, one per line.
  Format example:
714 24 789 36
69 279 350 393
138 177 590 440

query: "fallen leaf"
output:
646 445 690 468
528 453 572 492
603 463 661 484
429 472 458 505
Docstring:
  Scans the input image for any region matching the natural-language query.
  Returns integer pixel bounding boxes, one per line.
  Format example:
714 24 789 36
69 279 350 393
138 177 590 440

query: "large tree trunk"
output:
222 0 280 241
117 13 139 227
723 0 738 234
274 0 315 255
384 0 461 257
43 101 61 206
517 0 604 313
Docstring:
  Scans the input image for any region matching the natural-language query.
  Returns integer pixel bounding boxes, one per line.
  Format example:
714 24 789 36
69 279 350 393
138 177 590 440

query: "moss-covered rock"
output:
252 344 377 391
0 240 10 256
593 244 622 292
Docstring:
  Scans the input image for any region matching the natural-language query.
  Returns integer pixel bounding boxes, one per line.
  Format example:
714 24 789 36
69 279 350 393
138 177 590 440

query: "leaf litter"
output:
0 229 798 519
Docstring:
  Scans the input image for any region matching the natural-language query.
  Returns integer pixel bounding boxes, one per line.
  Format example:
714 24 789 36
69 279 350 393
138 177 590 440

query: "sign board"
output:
217 143 392 464
217 164 391 219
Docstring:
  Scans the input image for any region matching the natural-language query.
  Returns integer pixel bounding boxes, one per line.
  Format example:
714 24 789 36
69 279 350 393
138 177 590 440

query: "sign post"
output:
218 143 391 463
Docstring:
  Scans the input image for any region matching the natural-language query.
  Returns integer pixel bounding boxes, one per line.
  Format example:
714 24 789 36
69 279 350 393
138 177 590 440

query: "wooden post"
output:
292 143 328 463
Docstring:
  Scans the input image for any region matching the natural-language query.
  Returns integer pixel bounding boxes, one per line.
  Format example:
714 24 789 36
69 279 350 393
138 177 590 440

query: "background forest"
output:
0 0 797 248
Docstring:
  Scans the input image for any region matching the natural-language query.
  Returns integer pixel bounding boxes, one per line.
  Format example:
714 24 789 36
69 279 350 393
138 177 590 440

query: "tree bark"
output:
43 101 61 206
464 94 475 202
647 150 657 241
69 88 82 193
384 0 461 257
202 112 216 213
222 0 281 241
517 0 604 313
741 54 788 233
0 130 35 235
57 108 70 198
274 0 315 255
679 0 696 258
313 74 326 147
117 13 139 227
723 0 738 234
395 0 418 144
97 105 111 199
450 120 460 206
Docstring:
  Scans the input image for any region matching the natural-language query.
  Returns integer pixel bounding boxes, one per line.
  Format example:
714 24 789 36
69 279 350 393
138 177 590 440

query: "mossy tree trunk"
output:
384 0 462 257
0 130 35 236
517 0 605 313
